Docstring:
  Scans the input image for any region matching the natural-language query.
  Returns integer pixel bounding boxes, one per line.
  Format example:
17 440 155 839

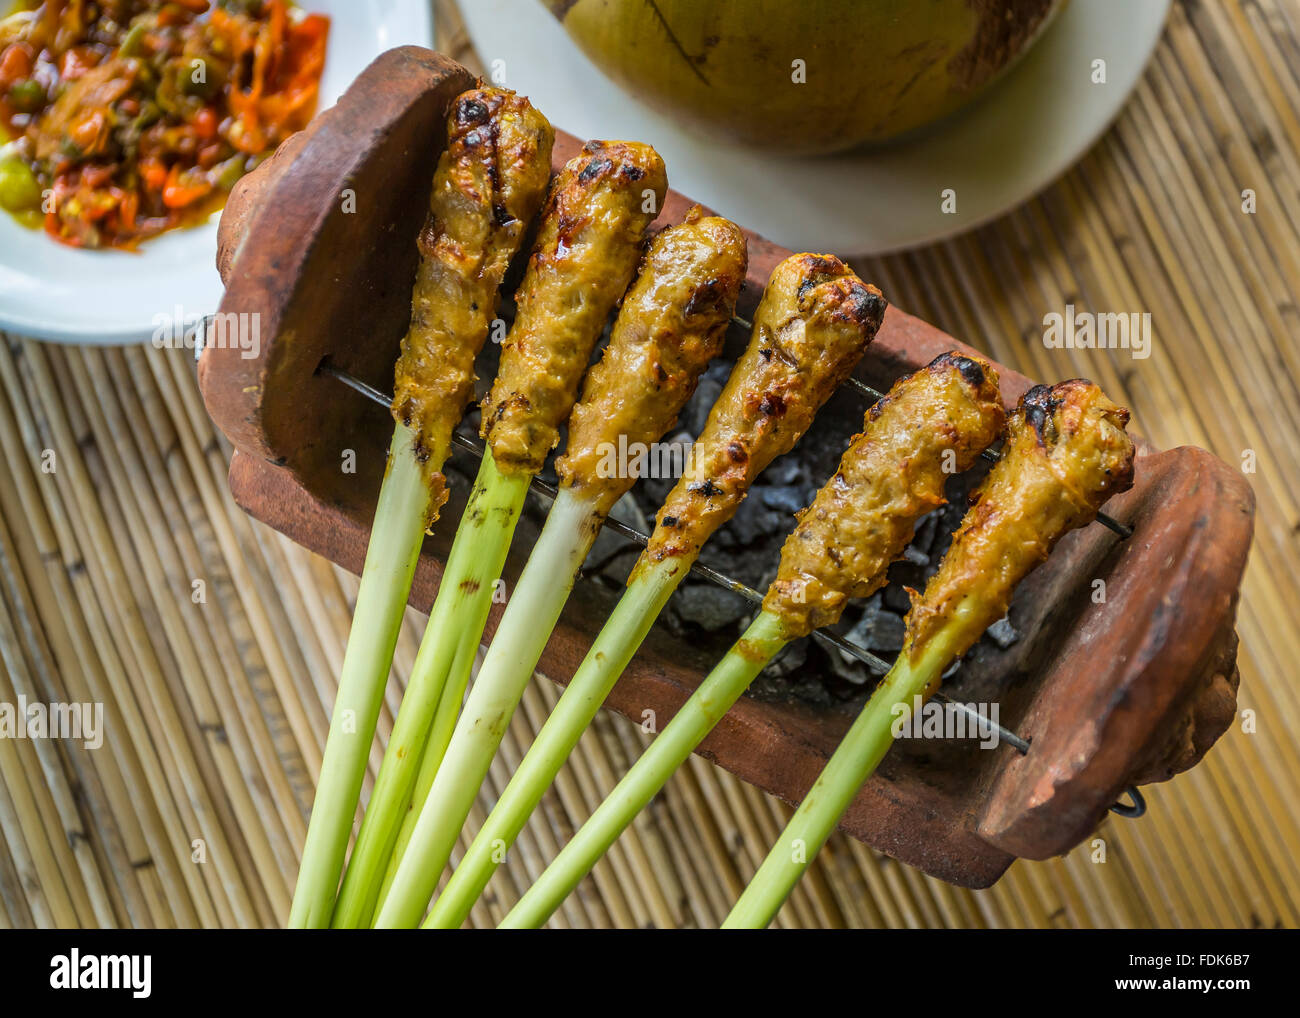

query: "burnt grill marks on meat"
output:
555 206 747 515
931 350 986 390
763 352 1007 638
1022 378 1128 450
1021 382 1059 445
391 86 555 524
453 95 491 127
577 156 615 185
902 378 1135 661
634 253 886 574
833 279 888 332
480 141 669 476
685 278 726 317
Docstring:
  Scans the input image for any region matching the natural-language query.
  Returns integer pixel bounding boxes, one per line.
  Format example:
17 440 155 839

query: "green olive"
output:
214 153 246 191
8 79 45 114
118 20 148 58
0 155 42 213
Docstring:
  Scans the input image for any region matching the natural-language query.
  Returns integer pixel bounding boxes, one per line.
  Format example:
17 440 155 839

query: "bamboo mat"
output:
0 0 1296 929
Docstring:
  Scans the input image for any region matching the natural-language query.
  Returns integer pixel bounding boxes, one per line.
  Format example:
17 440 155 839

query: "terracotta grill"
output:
197 48 1254 889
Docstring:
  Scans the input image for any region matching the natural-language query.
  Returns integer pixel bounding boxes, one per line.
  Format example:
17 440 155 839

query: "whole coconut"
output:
543 0 1065 153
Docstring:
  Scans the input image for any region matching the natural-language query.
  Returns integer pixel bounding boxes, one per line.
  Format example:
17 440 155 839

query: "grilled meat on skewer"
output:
391 87 554 519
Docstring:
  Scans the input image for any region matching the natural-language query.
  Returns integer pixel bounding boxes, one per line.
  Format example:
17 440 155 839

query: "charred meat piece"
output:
637 252 887 573
480 139 668 475
764 352 1006 639
558 206 748 516
903 379 1136 668
391 86 554 519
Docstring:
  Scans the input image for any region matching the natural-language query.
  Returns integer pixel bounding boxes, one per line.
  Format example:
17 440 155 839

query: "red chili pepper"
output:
0 42 33 90
58 46 97 82
162 163 212 209
193 105 218 140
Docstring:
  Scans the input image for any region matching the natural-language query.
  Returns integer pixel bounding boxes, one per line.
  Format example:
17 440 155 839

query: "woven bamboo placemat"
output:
0 0 1296 928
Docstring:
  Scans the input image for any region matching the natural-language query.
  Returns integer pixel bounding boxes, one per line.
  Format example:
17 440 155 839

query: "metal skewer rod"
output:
315 358 1143 816
728 315 1134 540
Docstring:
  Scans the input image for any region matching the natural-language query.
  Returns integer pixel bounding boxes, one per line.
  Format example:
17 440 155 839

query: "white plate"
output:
0 0 434 344
462 0 1170 256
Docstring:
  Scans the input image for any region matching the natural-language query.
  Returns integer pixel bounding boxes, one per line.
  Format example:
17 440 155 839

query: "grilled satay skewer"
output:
499 351 1006 929
359 206 743 925
422 253 887 928
289 87 553 929
726 380 1136 928
352 140 668 928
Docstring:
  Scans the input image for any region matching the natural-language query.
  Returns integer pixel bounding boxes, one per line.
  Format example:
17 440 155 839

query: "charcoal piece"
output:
592 547 640 586
763 456 805 486
765 637 808 678
827 638 870 685
846 600 906 654
788 676 832 707
881 582 912 614
682 371 724 435
719 494 789 545
760 484 807 514
584 492 648 571
911 511 943 558
986 615 1019 649
674 582 749 632
902 544 929 566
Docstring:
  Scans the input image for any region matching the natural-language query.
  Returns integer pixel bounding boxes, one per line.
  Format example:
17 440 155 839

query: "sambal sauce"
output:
0 0 327 249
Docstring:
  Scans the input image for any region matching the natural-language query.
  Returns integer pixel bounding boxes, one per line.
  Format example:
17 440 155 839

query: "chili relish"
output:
0 0 327 249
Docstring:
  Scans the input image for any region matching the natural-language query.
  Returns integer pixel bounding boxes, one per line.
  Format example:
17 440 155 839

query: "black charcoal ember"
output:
760 484 807 514
881 582 912 614
592 548 639 586
846 598 905 654
911 511 943 558
717 494 790 546
902 544 929 566
764 637 807 678
674 582 749 632
788 676 833 707
584 498 645 574
986 615 1019 649
697 532 772 587
827 635 870 685
682 369 725 434
763 456 805 486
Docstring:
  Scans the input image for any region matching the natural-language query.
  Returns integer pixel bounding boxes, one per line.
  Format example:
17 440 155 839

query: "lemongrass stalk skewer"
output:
725 380 1135 928
338 140 668 927
500 352 1007 928
288 88 553 927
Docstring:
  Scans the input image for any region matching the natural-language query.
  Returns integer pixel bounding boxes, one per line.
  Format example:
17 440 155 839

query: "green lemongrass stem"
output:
499 610 789 929
375 486 603 927
374 633 477 912
331 451 529 928
424 556 685 928
723 600 979 929
288 425 430 928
